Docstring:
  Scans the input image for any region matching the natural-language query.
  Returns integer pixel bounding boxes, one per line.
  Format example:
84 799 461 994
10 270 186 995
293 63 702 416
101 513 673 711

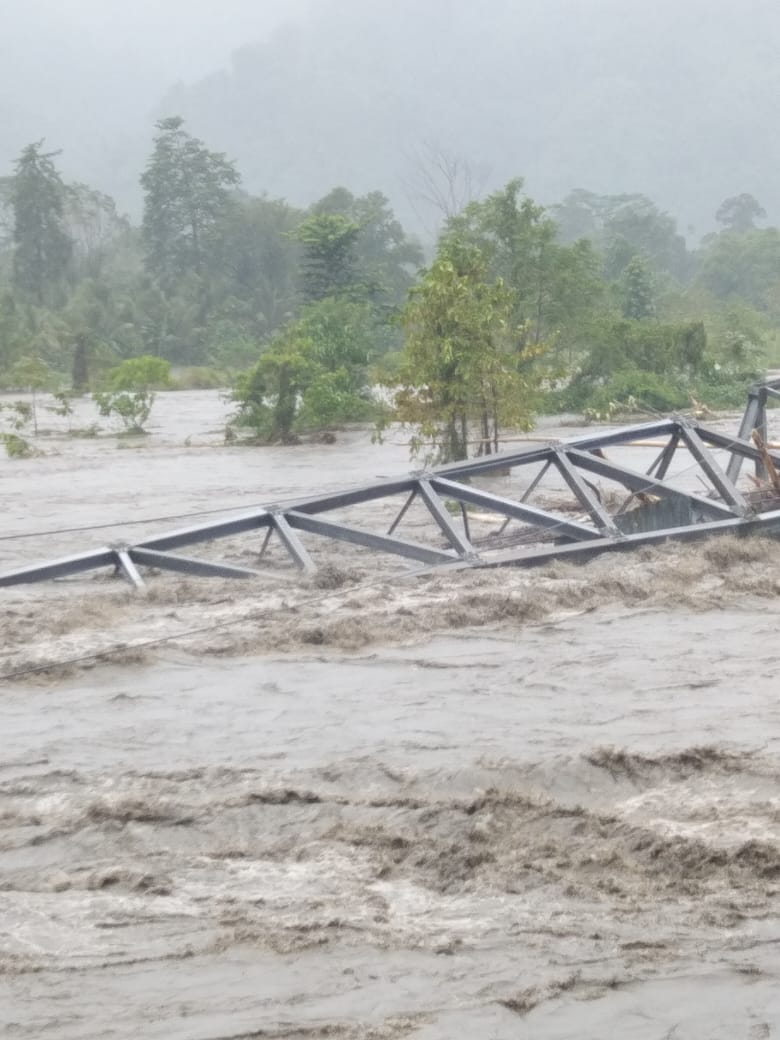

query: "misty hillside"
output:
1 0 778 238
162 0 779 238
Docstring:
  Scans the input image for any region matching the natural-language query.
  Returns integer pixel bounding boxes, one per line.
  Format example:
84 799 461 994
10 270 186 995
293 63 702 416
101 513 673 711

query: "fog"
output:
1 0 777 233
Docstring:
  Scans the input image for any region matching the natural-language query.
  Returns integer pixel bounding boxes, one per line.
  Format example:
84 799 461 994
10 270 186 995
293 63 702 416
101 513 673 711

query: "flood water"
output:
2 392 780 1038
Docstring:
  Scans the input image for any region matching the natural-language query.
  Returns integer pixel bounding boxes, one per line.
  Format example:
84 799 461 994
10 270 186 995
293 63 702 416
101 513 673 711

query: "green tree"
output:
208 192 303 343
65 183 129 278
695 228 780 321
232 297 375 442
0 290 27 376
0 176 13 259
602 196 688 282
140 116 240 285
93 355 171 434
448 179 604 361
554 190 689 282
8 355 55 434
11 142 72 304
312 187 423 308
620 255 656 319
561 320 709 414
293 213 360 302
394 236 545 463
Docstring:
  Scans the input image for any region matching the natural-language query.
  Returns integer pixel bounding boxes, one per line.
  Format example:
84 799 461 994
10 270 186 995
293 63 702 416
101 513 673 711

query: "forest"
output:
1 118 778 462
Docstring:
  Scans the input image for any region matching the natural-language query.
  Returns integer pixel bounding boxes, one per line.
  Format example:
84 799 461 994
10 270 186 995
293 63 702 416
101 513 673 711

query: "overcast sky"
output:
3 0 307 83
1 0 777 234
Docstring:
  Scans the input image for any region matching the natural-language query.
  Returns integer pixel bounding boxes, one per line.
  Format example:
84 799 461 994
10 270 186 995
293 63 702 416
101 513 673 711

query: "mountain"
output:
2 0 778 238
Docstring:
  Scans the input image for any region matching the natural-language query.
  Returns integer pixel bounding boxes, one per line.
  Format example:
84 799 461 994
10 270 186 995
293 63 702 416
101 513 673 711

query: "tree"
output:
232 297 375 442
602 196 688 282
0 291 27 376
562 319 709 414
207 192 303 344
0 176 13 257
66 183 129 278
140 116 240 285
394 236 545 463
716 194 766 234
695 228 780 321
554 190 689 282
293 212 360 302
93 355 171 434
11 142 72 304
8 355 54 434
403 141 487 234
311 188 423 309
620 255 656 319
448 179 604 360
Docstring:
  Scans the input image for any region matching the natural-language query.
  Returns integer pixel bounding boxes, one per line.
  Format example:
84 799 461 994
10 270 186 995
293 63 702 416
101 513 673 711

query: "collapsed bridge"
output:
2 378 780 591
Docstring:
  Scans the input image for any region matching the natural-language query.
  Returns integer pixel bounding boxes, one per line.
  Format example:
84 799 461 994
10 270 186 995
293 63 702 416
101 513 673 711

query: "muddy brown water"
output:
2 392 780 1038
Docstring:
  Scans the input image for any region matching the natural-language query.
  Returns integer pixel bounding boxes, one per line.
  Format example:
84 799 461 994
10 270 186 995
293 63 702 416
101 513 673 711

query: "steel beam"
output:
0 547 117 587
614 433 680 515
485 507 780 570
460 502 472 543
434 420 681 481
138 511 271 551
129 548 262 579
521 460 552 503
387 490 417 536
415 479 474 556
115 549 145 590
271 513 316 573
3 383 779 592
695 426 780 471
290 478 418 516
564 448 738 520
676 420 749 513
650 433 680 480
256 525 274 561
284 511 456 565
496 460 554 535
429 476 602 542
552 449 622 536
727 388 762 483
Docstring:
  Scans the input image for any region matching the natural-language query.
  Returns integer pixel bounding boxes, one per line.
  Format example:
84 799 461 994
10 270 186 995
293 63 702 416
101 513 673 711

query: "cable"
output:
0 566 428 683
0 489 346 543
0 504 271 543
1 413 773 683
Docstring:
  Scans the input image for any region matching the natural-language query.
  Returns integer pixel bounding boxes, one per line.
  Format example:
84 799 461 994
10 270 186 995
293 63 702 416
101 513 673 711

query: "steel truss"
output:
2 379 780 590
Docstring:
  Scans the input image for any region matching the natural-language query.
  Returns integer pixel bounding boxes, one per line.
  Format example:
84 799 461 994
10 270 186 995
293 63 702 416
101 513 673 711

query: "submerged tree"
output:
394 236 546 463
232 296 376 443
11 142 72 304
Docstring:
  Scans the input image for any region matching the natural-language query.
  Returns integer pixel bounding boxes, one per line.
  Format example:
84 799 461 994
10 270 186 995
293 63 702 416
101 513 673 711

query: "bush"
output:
2 433 35 458
170 366 228 390
93 389 155 434
296 369 376 430
231 298 376 443
92 354 170 433
552 318 760 416
579 368 689 417
104 355 171 392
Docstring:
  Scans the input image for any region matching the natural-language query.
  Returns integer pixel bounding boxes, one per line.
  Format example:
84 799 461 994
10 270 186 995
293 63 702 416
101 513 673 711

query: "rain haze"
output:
3 2 780 1039
1 0 778 232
